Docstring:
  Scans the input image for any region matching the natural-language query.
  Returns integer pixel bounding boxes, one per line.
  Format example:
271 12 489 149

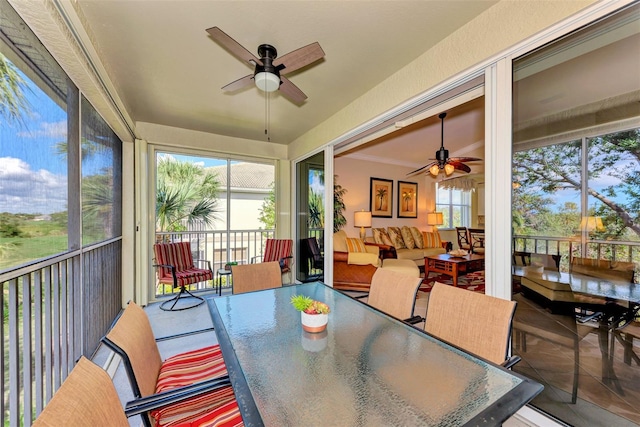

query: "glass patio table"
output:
206 282 542 427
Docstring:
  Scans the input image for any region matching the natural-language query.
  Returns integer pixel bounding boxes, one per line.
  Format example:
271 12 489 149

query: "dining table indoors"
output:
206 282 543 426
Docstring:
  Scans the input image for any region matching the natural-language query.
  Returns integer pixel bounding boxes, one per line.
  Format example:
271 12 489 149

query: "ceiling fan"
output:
407 112 482 177
206 26 325 104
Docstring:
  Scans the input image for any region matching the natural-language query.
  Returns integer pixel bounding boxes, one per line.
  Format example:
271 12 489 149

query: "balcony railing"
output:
513 234 640 274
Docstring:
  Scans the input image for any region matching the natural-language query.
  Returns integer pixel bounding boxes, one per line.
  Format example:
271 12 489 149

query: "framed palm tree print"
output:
370 177 393 218
397 181 418 218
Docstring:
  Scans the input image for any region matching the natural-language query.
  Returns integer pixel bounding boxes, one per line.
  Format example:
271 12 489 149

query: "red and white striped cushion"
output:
151 345 243 427
263 239 293 269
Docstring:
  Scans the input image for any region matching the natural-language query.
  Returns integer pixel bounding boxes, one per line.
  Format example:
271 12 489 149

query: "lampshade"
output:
580 216 605 232
444 164 455 175
427 212 444 226
354 211 372 227
254 71 280 92
429 164 440 176
354 210 372 241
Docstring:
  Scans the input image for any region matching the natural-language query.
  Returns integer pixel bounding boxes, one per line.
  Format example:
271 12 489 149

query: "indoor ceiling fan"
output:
206 26 325 104
407 112 482 177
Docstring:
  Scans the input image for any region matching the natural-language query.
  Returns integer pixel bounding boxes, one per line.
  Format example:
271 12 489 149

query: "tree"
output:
156 156 220 232
513 130 640 239
258 183 276 229
0 52 31 125
308 189 323 229
334 176 347 232
376 187 387 211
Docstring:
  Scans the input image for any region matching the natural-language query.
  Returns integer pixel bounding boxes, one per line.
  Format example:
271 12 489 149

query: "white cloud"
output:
0 157 67 214
16 120 67 139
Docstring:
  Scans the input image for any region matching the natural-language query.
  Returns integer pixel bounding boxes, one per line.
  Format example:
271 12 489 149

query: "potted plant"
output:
291 295 331 333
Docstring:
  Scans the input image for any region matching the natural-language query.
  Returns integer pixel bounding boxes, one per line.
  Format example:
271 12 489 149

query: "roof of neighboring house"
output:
207 162 274 190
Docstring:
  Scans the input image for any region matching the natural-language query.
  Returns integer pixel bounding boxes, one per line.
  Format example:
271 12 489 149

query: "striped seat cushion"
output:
152 345 243 427
263 239 293 269
152 385 242 427
154 242 212 288
156 268 214 288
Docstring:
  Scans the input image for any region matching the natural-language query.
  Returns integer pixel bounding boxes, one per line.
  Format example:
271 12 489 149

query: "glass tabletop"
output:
207 282 542 427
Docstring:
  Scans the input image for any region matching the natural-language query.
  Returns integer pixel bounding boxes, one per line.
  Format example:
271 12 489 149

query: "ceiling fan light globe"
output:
444 164 455 175
255 72 280 92
429 165 440 176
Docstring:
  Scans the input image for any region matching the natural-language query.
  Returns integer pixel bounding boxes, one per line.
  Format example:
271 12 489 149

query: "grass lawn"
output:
0 235 68 271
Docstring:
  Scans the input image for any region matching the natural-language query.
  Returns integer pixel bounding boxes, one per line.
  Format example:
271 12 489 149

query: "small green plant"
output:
290 295 330 314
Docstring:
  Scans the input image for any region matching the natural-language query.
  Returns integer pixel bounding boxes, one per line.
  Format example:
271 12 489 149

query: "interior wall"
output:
334 157 434 239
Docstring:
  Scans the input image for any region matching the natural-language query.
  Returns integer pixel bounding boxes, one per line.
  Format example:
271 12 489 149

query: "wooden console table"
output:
424 253 485 287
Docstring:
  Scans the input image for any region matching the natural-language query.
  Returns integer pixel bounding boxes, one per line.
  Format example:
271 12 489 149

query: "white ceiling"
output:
73 1 639 171
75 0 498 145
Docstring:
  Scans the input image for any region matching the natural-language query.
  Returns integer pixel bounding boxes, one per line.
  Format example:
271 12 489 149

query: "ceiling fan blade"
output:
407 162 436 176
449 157 482 163
279 76 307 104
221 74 254 92
449 161 472 173
206 27 262 66
274 42 325 75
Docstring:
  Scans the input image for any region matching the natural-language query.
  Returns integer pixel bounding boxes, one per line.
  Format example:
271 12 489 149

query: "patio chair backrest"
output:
368 268 422 320
154 242 195 280
263 239 293 268
232 261 282 294
425 282 516 365
105 301 163 398
33 357 129 427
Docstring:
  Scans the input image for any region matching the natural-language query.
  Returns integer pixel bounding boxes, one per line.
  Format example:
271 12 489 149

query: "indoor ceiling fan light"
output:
254 71 280 92
444 164 455 175
429 165 440 176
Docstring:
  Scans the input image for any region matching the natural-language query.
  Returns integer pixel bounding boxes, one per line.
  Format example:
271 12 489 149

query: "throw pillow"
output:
388 227 406 249
345 237 367 253
401 226 415 249
372 228 390 246
422 231 442 248
410 227 424 249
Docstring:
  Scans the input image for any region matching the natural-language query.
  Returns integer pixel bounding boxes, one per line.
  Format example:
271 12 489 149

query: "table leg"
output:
451 264 459 287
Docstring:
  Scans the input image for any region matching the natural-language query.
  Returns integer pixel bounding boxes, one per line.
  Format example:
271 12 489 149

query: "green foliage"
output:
308 190 324 229
513 129 640 240
0 219 24 238
290 295 330 314
258 182 276 229
334 176 347 232
0 52 32 125
156 156 220 232
290 294 313 311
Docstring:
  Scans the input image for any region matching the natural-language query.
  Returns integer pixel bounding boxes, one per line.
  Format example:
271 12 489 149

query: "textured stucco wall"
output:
288 0 597 161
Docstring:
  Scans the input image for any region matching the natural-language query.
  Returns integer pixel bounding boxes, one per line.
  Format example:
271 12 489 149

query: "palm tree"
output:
376 187 387 210
0 52 31 125
156 156 220 232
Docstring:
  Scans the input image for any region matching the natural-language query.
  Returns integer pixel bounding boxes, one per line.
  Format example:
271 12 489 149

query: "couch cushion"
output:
422 231 442 248
396 248 425 261
401 226 416 249
410 227 424 249
333 230 348 253
346 237 367 253
372 228 393 246
388 227 406 249
347 252 380 267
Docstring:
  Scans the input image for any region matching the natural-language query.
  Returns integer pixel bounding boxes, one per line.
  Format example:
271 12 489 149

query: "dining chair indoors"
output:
455 227 471 252
101 301 242 427
232 261 283 294
425 282 520 367
34 357 130 427
153 241 213 311
253 238 294 284
367 268 423 321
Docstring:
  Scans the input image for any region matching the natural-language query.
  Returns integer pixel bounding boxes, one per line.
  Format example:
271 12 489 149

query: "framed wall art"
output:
397 181 418 218
370 177 393 218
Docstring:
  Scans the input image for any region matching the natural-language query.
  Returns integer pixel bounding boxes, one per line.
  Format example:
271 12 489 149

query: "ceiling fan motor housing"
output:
435 147 449 167
254 44 282 91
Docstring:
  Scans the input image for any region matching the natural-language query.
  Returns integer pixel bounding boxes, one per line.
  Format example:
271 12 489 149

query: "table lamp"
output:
580 216 605 233
427 212 444 232
354 210 372 241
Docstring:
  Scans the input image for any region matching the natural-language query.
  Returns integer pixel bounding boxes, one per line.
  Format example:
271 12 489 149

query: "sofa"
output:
333 230 390 292
369 226 451 269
